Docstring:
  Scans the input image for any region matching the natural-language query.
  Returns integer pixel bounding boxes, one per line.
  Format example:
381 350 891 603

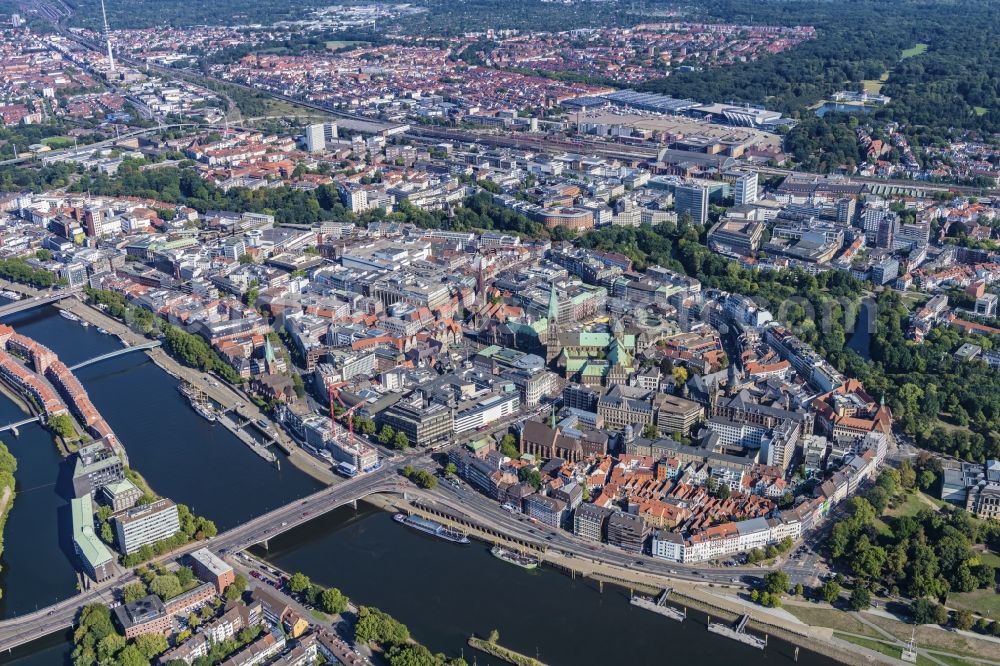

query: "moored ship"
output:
490 545 540 570
192 400 217 422
393 513 470 544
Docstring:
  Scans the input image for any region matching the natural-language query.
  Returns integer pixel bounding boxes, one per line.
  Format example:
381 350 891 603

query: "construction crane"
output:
327 383 372 472
326 382 365 444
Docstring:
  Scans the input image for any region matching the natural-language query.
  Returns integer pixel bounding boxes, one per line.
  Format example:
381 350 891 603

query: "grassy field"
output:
326 40 369 50
973 548 1000 569
974 106 988 116
785 605 880 637
864 614 1000 661
40 136 75 149
873 517 894 537
901 43 929 59
885 491 938 518
862 71 890 94
947 588 1000 617
834 632 903 659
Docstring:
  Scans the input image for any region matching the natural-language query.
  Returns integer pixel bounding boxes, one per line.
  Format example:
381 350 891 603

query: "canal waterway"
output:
0 303 321 625
846 299 874 360
251 506 841 666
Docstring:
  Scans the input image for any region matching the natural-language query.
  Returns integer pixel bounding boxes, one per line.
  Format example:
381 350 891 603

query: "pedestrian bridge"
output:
69 341 162 370
0 415 41 434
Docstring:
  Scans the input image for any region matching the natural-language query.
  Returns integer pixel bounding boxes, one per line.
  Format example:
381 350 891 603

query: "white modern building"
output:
305 122 339 152
651 514 802 563
112 499 181 555
453 391 520 433
734 171 759 206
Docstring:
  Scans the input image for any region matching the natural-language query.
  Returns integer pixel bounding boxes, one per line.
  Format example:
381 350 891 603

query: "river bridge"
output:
0 415 41 435
68 341 162 370
0 343 162 436
0 288 81 319
0 468 402 651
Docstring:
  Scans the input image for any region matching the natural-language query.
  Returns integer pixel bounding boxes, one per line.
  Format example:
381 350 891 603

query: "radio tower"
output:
100 0 115 72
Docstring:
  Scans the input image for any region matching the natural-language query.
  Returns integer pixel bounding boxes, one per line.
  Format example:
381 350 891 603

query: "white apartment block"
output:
651 515 802 564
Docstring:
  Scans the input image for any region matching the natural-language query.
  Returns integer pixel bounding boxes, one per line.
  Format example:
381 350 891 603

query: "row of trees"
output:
0 258 63 288
0 441 15 600
355 606 467 666
402 464 438 489
286 571 349 614
85 287 243 384
377 424 411 451
162 324 242 385
910 598 1000 636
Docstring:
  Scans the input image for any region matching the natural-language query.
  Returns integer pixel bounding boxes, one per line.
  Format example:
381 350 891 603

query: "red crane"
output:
327 382 364 445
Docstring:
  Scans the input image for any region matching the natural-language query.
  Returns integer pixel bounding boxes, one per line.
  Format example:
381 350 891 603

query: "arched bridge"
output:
69 341 162 370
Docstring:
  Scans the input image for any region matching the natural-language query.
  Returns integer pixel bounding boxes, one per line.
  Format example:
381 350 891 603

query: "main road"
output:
0 434 826 653
0 467 399 651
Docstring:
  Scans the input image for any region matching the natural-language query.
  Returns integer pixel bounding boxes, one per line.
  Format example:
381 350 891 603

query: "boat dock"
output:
216 410 278 464
707 614 767 650
630 588 686 622
247 421 292 455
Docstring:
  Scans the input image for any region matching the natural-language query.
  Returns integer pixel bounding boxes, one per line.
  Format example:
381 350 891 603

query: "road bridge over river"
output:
0 467 400 651
0 288 81 319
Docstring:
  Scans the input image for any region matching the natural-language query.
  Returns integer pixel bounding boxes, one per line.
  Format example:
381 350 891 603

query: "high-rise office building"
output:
734 171 759 206
675 182 709 225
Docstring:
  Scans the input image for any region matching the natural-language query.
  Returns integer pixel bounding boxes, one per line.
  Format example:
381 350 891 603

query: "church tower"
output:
544 282 562 363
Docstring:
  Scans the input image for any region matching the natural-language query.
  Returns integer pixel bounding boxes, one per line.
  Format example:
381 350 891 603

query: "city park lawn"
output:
884 491 938 518
834 633 953 666
785 604 880 638
946 588 1000 618
862 72 890 94
326 40 369 50
863 613 1000 662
